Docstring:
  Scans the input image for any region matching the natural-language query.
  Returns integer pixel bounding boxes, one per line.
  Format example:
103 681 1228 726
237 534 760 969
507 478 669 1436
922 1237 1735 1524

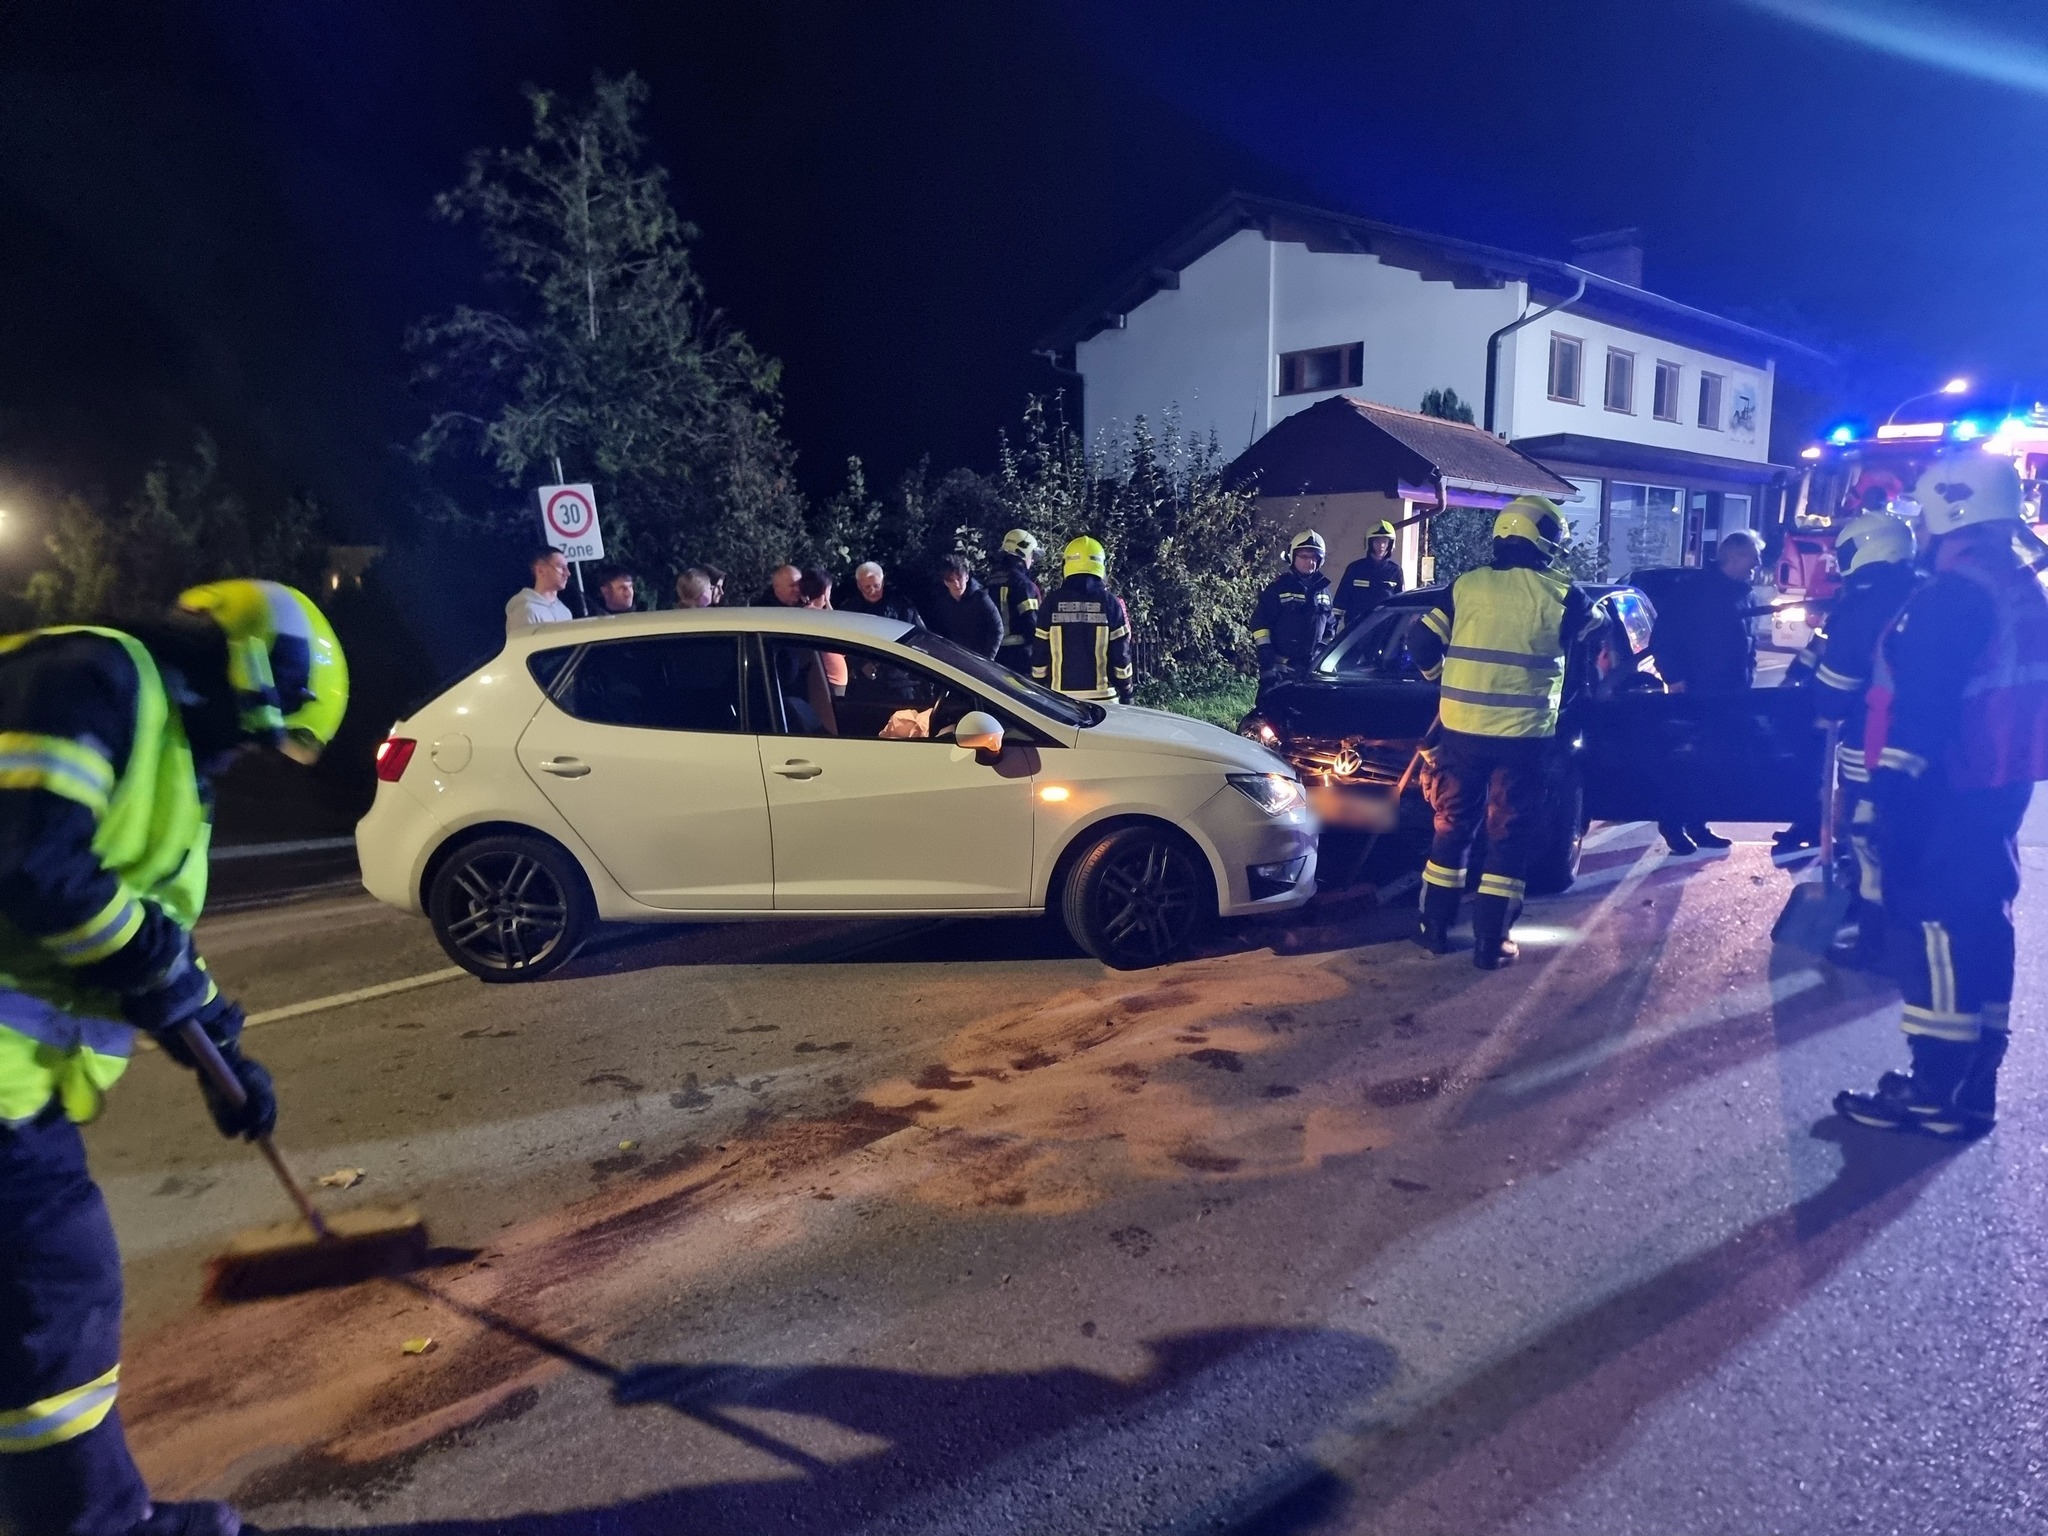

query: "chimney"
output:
1570 228 1644 288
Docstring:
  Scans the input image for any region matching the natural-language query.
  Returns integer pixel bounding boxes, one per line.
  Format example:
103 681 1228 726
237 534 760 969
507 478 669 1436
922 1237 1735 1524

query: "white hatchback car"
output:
358 608 1317 976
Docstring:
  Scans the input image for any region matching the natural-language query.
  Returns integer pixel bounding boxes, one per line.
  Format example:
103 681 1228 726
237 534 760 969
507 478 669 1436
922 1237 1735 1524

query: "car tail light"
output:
374 737 417 782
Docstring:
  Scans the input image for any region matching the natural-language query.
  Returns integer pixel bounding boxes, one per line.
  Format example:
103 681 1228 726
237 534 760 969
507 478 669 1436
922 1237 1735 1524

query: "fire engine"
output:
1775 394 2048 648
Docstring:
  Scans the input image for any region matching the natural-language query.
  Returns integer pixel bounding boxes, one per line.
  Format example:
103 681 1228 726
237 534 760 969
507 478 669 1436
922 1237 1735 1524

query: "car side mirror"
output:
956 710 1004 762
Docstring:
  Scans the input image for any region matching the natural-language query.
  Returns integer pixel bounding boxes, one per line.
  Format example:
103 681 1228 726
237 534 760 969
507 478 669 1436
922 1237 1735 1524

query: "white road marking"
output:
134 964 469 1053
209 835 357 861
243 967 469 1028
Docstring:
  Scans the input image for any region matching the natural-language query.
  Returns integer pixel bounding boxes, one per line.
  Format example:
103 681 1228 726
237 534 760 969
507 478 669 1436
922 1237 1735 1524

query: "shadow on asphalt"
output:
1316 1116 1959 1533
261 1321 1393 1536
258 1117 1947 1536
550 879 1417 981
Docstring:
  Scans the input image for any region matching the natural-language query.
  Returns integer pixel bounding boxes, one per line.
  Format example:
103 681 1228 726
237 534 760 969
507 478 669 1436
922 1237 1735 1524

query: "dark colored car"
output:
1239 583 1823 893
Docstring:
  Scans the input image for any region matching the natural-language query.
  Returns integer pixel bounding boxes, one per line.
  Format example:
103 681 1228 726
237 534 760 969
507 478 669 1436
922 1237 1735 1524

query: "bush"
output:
967 397 1276 689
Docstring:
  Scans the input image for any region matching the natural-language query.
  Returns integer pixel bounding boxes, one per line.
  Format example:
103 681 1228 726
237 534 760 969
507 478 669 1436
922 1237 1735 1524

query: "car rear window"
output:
554 636 744 733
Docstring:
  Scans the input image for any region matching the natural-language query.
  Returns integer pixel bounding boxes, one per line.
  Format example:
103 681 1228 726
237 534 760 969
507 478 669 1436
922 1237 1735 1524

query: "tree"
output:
410 72 805 592
1418 387 1475 424
24 434 328 623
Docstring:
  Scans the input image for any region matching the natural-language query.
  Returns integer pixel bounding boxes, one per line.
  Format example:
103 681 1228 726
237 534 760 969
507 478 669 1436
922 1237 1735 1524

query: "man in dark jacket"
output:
987 530 1043 675
1650 530 1763 853
839 562 924 628
1251 530 1334 689
929 555 1004 659
1334 520 1404 633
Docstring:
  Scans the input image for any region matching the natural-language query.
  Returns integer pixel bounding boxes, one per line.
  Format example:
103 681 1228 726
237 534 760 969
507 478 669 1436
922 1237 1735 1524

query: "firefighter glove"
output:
197 1040 277 1142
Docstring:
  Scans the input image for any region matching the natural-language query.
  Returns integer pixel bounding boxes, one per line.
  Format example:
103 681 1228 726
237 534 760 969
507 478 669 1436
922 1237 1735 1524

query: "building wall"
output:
1501 315 1775 464
1255 491 1421 592
1079 233 1530 451
1266 244 1525 431
1074 228 1781 511
1076 228 1272 455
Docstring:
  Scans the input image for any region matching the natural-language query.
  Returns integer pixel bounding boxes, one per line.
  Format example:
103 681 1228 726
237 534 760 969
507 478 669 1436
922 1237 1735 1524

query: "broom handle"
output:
1817 722 1840 891
175 1020 333 1240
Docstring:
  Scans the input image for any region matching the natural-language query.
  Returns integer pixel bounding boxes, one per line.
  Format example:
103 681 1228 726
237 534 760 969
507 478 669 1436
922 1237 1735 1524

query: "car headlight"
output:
1239 714 1280 746
1227 772 1305 815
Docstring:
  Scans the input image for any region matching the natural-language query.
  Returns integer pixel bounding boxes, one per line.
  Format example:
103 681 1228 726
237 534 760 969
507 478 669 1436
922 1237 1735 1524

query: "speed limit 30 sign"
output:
538 483 605 562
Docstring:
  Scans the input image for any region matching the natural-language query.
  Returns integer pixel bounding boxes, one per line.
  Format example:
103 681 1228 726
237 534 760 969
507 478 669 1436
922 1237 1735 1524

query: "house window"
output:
1604 349 1635 413
1277 342 1363 396
1607 482 1686 575
1653 361 1682 422
1548 334 1583 403
1698 371 1724 430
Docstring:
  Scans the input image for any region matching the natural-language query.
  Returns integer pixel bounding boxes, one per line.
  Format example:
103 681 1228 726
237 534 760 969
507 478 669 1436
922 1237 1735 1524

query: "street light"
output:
1885 377 1971 426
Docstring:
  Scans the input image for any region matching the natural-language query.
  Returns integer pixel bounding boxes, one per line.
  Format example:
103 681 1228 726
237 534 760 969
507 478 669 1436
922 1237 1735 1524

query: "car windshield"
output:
898 628 1100 727
1318 606 1434 681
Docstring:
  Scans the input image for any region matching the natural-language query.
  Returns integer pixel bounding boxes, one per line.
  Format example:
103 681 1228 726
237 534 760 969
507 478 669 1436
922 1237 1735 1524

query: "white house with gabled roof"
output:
1036 194 1825 580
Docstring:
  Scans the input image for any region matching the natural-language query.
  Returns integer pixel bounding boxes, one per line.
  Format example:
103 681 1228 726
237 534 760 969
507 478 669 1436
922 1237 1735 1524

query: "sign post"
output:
537 479 604 613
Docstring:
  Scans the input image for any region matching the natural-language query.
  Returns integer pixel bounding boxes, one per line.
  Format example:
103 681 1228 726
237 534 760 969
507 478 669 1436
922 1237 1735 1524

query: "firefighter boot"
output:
1833 1034 1974 1135
128 1502 243 1536
1947 1027 2010 1139
1414 882 1458 955
1470 893 1519 970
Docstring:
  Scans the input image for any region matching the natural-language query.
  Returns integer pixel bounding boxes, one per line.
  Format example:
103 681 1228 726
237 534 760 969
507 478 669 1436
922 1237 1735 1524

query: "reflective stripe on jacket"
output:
0 1364 121 1453
0 627 208 1124
1429 567 1568 739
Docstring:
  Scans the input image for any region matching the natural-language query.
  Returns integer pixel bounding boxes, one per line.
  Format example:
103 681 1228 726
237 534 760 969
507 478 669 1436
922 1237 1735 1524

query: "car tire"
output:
427 832 594 982
1059 824 1214 970
1526 766 1586 896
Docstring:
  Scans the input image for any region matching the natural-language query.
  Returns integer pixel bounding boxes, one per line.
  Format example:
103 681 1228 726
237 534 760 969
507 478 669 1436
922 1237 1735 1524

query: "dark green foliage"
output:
974 398 1277 687
1418 387 1476 424
25 434 328 623
1427 505 1605 587
410 72 804 596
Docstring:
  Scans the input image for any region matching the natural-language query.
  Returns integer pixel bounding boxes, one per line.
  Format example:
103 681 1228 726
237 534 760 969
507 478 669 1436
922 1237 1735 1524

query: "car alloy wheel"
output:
1063 825 1212 969
428 834 591 981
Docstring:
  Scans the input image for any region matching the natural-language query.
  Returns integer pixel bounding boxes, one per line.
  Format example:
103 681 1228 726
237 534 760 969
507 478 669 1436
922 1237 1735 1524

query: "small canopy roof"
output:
1224 396 1577 508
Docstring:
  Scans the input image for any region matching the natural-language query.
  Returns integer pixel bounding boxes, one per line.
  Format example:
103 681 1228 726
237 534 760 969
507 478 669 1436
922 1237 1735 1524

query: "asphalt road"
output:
91 814 2048 1536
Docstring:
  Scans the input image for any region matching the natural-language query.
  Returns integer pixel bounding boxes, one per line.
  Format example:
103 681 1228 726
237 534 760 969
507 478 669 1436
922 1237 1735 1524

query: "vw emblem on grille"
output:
1331 747 1363 778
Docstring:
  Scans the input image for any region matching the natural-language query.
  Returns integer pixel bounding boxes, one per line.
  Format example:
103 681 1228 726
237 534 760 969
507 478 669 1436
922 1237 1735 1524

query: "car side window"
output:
1609 590 1656 656
555 636 744 732
767 640 983 741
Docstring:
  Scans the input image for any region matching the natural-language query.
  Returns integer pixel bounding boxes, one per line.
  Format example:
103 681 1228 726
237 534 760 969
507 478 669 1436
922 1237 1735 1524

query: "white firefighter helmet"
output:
1834 512 1916 575
1912 447 2024 536
1287 529 1327 565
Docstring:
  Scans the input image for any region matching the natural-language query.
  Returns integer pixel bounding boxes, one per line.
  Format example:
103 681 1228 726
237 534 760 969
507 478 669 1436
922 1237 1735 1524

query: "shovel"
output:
1771 721 1852 952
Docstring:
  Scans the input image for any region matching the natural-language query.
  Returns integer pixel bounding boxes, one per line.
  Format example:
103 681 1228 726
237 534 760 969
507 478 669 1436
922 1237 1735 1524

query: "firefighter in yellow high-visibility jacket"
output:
1408 498 1595 968
0 582 347 1536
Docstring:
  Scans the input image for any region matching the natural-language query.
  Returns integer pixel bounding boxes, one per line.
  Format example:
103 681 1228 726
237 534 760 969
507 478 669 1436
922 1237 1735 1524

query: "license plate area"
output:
1307 784 1399 831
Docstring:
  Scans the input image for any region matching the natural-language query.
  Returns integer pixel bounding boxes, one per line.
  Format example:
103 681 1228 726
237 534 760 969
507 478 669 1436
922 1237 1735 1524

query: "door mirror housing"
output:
956 710 1005 761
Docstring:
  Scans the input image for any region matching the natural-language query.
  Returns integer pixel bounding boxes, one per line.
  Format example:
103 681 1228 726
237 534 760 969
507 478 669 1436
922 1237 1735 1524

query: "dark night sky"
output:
5 0 2048 545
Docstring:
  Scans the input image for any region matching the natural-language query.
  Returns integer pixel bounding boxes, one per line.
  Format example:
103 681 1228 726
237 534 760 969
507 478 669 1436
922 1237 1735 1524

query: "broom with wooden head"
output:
175 1021 429 1303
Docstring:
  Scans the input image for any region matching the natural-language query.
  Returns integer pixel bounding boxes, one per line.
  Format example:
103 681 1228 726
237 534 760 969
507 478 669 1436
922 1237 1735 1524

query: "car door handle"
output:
539 757 591 778
773 759 823 779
